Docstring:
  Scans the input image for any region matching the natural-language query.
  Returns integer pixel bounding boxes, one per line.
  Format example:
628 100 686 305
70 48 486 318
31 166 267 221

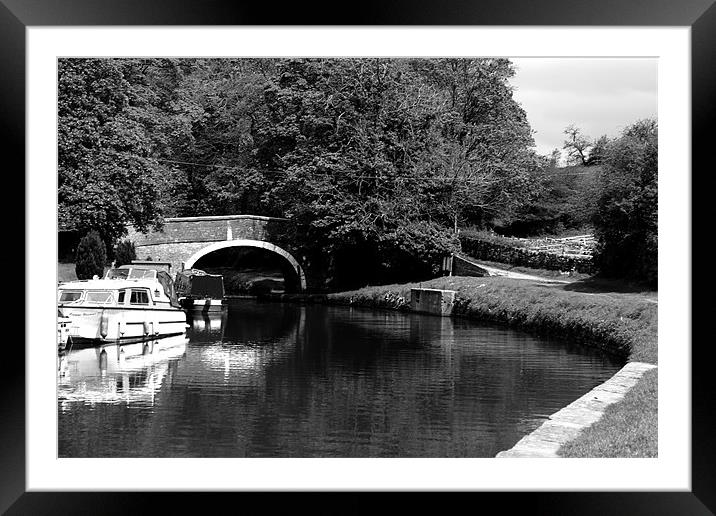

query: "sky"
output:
508 58 658 159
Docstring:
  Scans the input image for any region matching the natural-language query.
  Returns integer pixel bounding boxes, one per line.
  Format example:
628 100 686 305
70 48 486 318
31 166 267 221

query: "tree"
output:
250 58 462 288
592 118 657 285
413 58 543 232
586 135 609 166
75 231 107 280
58 59 174 248
113 239 137 267
562 125 593 166
548 148 562 168
161 59 275 216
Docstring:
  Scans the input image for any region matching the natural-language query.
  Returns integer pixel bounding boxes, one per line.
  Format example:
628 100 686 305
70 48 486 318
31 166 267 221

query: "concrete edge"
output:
495 361 657 458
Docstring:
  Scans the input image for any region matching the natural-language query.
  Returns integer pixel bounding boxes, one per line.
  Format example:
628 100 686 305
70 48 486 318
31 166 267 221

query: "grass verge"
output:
326 275 658 456
559 368 658 457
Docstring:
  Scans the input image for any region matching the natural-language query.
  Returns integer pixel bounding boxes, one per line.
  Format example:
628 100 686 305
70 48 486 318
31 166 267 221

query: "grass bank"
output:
326 275 658 457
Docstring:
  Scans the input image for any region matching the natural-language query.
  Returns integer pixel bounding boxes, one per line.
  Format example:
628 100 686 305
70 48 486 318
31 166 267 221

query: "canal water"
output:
57 300 623 457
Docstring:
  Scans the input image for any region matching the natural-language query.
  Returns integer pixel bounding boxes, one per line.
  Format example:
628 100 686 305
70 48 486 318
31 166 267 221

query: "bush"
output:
75 230 107 280
113 240 136 267
592 119 658 286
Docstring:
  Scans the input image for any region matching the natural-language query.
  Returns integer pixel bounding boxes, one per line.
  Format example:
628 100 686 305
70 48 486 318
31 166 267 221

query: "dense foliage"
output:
113 239 137 267
58 60 174 245
495 163 600 236
74 231 107 280
592 119 658 285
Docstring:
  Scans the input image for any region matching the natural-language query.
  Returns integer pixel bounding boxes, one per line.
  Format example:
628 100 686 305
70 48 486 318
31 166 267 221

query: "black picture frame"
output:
6 0 714 513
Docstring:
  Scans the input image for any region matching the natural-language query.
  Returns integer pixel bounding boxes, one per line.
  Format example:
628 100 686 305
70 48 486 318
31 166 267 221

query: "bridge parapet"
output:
127 215 290 246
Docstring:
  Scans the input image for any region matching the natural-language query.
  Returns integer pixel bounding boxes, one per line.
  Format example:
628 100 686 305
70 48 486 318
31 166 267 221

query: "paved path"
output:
456 255 571 283
496 361 657 458
475 262 570 283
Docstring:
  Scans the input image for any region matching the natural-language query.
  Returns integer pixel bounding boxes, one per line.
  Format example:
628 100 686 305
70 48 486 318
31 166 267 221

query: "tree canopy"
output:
58 59 172 244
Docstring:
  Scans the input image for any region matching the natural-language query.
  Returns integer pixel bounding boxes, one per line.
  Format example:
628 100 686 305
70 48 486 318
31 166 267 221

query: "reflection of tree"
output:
220 300 301 344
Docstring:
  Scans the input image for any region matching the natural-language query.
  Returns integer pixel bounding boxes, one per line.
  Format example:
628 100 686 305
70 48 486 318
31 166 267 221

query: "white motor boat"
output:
57 265 189 348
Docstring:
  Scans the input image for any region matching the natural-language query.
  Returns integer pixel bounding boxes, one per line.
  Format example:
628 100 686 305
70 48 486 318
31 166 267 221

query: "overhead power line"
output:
157 158 593 182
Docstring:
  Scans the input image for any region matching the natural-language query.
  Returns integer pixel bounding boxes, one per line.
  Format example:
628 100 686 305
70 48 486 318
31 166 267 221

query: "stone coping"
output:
163 215 288 222
496 361 657 458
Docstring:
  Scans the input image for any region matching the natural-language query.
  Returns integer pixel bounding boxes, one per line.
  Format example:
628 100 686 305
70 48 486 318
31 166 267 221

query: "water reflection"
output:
58 334 188 408
188 309 228 343
58 300 624 458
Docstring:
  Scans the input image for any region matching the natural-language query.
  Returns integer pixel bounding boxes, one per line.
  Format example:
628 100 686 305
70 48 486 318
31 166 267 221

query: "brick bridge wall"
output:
126 215 296 275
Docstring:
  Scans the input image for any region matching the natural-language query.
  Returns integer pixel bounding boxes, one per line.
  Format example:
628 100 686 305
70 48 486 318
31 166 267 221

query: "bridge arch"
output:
183 239 306 292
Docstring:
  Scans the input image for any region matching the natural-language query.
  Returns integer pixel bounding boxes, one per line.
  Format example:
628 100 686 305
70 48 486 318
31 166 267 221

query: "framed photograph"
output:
8 0 713 513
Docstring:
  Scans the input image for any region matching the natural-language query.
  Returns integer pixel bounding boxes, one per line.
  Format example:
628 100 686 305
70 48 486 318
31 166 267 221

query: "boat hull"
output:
58 305 188 349
179 298 225 314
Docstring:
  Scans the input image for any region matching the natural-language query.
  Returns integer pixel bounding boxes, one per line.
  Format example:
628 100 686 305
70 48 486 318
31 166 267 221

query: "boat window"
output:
58 290 83 303
105 268 129 280
128 269 157 280
117 290 126 303
130 289 150 305
85 291 114 304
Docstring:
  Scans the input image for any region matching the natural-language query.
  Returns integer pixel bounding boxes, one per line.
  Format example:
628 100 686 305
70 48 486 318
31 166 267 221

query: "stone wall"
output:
410 288 456 316
131 242 208 274
127 215 286 246
452 255 489 277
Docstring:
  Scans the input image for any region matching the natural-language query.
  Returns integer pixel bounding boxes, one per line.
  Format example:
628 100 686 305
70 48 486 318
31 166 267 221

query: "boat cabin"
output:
58 266 180 308
58 285 162 306
174 269 225 300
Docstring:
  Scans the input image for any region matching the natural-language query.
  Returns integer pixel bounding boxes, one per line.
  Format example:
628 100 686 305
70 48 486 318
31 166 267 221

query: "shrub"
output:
75 230 107 280
113 240 136 267
592 119 658 286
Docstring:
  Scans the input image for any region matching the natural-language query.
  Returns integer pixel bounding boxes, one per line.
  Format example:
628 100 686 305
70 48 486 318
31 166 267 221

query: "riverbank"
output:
326 276 657 363
324 275 657 457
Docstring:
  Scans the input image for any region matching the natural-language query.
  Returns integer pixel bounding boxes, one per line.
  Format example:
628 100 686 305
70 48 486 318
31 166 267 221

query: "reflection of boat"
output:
58 333 188 377
57 309 72 347
57 265 189 348
188 310 228 343
197 343 277 384
174 269 226 314
57 334 188 406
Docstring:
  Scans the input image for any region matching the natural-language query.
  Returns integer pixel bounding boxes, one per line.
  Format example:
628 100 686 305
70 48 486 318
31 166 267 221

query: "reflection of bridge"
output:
127 215 306 292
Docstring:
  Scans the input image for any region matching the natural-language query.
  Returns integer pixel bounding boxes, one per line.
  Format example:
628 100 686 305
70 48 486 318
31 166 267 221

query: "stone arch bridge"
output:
126 215 306 292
